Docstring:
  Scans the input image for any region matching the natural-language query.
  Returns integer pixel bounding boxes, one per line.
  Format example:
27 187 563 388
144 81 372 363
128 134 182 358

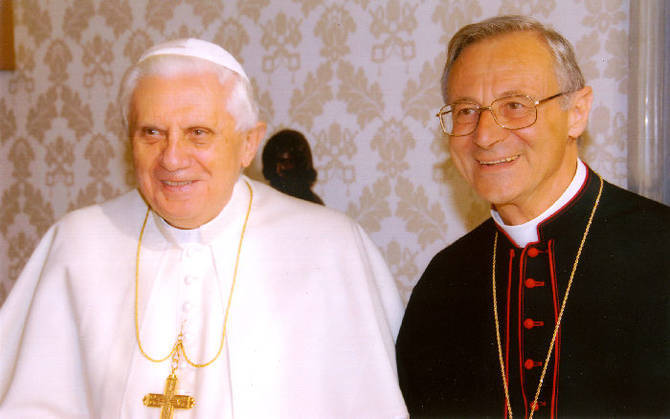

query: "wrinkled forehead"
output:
128 71 236 129
133 69 231 97
130 56 239 109
446 32 558 100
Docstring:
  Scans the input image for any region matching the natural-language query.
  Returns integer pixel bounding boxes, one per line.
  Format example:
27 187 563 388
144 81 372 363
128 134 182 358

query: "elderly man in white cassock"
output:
0 39 408 418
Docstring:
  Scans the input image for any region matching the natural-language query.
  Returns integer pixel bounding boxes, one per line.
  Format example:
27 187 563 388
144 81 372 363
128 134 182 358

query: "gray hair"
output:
118 54 259 133
441 15 585 105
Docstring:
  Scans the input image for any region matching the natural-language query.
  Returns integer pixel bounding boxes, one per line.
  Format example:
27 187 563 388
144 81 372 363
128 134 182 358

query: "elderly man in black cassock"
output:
396 15 670 417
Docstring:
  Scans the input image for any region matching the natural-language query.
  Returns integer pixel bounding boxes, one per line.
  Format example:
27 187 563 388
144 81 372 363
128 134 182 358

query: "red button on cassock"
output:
527 247 540 257
524 359 542 370
525 278 545 288
523 318 544 329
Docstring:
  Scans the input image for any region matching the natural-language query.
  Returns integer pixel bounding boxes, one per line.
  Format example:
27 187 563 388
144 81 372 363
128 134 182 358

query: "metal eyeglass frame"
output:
435 92 570 136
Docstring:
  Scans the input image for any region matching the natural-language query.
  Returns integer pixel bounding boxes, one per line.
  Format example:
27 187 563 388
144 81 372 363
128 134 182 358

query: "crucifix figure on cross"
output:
143 373 195 419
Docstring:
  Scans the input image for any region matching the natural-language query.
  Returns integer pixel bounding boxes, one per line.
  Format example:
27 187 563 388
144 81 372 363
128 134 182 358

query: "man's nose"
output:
472 109 506 149
160 132 190 170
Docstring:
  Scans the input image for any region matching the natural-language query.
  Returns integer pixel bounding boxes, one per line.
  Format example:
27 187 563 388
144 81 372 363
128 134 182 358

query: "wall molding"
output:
628 0 667 203
0 0 15 70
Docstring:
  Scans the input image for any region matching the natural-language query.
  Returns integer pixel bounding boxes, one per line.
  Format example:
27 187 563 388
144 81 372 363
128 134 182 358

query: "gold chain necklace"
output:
135 180 253 418
492 175 603 418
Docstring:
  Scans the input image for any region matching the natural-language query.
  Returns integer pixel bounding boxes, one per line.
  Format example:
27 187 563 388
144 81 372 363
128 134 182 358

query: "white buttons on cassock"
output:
182 244 206 259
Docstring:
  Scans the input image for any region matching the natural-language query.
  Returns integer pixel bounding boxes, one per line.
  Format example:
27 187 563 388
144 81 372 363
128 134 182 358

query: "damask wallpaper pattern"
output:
0 0 630 304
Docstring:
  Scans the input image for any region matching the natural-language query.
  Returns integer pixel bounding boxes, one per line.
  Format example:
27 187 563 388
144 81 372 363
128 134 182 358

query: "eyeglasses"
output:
435 92 569 136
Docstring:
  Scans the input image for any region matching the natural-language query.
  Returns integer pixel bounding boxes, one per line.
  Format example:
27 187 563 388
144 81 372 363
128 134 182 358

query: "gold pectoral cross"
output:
143 373 195 419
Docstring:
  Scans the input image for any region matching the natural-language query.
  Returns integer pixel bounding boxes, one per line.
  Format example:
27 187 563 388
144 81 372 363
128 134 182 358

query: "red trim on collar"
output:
535 167 591 242
495 223 523 248
493 164 592 249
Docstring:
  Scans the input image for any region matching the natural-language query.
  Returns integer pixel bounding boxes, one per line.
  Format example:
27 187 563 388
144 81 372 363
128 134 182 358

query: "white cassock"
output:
0 176 408 418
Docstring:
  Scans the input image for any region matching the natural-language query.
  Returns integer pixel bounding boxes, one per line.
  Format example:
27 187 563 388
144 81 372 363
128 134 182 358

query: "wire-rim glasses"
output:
436 92 570 136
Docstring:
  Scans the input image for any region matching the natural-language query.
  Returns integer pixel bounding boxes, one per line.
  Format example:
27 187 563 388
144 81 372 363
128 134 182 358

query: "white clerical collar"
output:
154 175 252 246
491 159 587 248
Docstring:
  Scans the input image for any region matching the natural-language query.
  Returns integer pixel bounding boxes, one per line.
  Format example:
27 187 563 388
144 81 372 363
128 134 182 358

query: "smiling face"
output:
446 31 592 225
130 72 265 229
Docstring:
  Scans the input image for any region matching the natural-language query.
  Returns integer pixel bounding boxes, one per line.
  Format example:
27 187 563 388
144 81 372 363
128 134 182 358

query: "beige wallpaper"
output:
0 0 630 305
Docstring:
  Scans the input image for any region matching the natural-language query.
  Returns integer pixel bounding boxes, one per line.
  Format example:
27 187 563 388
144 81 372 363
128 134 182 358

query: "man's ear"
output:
567 86 593 138
241 121 266 168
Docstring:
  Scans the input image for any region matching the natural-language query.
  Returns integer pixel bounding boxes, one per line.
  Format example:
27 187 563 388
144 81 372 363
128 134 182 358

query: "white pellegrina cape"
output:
0 176 408 418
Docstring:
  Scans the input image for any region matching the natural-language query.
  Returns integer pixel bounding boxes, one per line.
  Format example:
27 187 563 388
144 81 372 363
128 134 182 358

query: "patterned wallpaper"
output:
0 0 630 305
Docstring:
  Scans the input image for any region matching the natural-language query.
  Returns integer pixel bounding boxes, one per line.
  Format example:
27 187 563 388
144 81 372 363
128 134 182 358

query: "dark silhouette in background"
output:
262 129 324 205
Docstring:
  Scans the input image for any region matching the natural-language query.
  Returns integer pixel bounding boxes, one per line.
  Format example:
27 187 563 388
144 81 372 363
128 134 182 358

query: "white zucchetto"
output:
138 38 249 82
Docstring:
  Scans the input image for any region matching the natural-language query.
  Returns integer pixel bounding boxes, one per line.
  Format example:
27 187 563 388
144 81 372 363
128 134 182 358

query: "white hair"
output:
118 54 259 133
